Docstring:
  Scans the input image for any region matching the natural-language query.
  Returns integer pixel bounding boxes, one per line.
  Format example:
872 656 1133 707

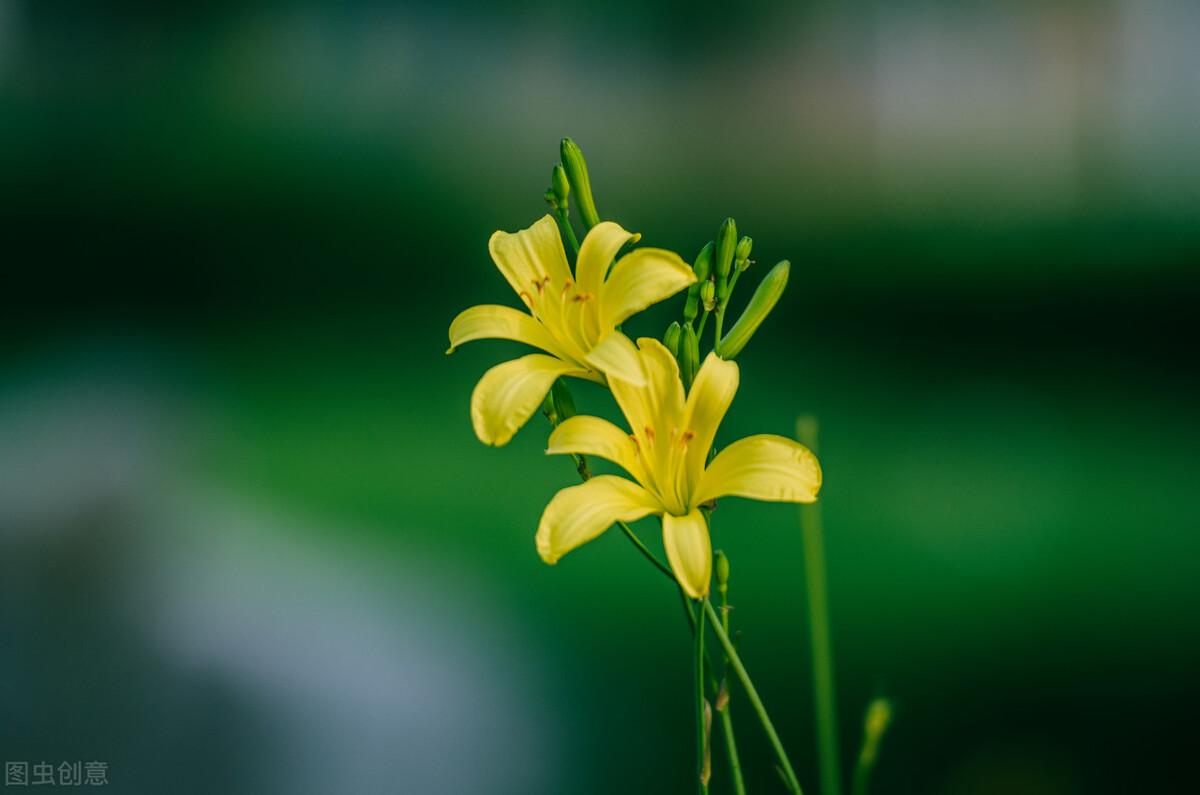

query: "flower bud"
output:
682 242 714 323
714 218 737 280
715 260 789 360
551 379 576 421
735 236 753 271
663 321 682 357
864 698 892 741
543 188 558 211
701 279 716 312
680 322 699 390
551 163 570 206
693 241 714 282
560 138 600 230
715 549 730 591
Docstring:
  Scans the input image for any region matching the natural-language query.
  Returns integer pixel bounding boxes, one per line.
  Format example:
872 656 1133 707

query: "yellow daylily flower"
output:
448 214 696 446
535 337 822 598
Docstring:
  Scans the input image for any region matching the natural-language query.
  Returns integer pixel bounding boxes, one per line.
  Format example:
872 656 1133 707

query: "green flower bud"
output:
715 260 789 360
663 321 682 357
715 549 730 590
701 279 716 312
551 163 570 206
693 241 715 281
551 379 576 421
543 188 558 211
680 322 699 390
560 138 600 230
683 242 715 323
735 236 753 271
714 217 737 280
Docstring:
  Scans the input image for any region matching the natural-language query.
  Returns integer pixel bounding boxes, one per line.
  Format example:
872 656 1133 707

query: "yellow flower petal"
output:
681 352 740 497
536 476 661 564
447 304 567 357
662 509 712 598
470 354 581 446
607 338 688 512
546 415 647 484
599 248 696 330
694 434 822 505
488 215 573 303
584 331 646 386
575 221 639 298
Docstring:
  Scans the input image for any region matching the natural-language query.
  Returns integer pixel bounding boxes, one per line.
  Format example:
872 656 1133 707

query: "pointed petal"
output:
470 354 579 446
681 353 740 496
448 304 567 357
546 415 646 484
694 434 822 505
575 221 639 298
584 331 646 386
536 476 661 564
662 510 712 598
488 215 573 303
599 248 696 330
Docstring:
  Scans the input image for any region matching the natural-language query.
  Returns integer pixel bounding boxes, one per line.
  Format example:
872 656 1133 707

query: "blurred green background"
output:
3 1 1198 793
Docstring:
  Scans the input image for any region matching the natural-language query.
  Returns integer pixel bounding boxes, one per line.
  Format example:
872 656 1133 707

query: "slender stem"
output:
696 308 711 340
713 308 725 348
706 599 804 795
555 209 581 255
717 698 747 795
717 583 747 795
616 520 673 580
695 600 710 794
797 416 841 795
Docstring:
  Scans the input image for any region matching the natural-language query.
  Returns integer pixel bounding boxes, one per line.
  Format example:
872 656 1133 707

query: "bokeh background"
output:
3 1 1198 793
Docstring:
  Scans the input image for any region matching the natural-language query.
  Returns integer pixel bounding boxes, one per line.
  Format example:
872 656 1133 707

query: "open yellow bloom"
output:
448 215 696 446
536 337 822 597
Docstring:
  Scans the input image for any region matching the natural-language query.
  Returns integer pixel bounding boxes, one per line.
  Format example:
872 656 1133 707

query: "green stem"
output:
797 417 841 795
695 600 710 794
696 308 711 341
717 698 747 795
717 586 747 795
706 599 804 795
555 209 581 255
616 520 673 580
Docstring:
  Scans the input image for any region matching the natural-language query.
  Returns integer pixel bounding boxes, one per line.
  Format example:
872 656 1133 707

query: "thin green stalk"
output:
616 520 673 580
555 209 581 255
695 600 710 794
717 581 747 795
797 417 841 795
705 599 804 795
696 308 711 340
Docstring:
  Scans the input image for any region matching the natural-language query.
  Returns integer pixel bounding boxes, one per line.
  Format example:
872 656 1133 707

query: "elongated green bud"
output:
683 242 714 323
693 241 714 281
551 379 576 421
551 164 570 206
715 549 730 592
560 138 600 230
680 322 699 390
701 279 716 312
663 321 682 357
735 236 753 271
714 218 737 280
715 260 789 359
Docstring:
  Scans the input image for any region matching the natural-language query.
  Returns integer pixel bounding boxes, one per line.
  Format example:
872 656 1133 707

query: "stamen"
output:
572 292 595 303
643 426 656 443
679 430 696 448
518 290 535 308
561 279 574 296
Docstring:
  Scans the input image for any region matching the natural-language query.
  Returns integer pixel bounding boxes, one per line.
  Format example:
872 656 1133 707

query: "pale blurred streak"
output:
0 355 560 794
